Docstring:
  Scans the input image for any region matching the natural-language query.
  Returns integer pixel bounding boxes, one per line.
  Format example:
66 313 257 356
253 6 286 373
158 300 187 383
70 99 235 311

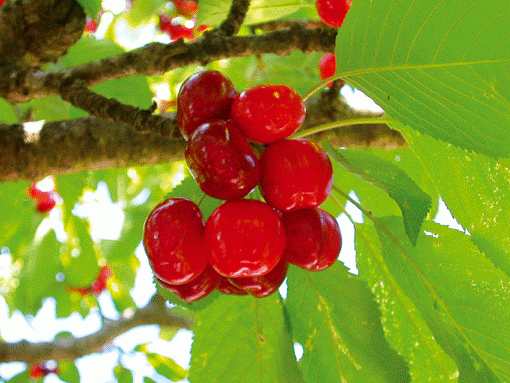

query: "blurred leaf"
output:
146 353 187 382
6 370 29 383
75 0 102 17
336 0 510 157
144 377 158 383
127 0 166 26
188 294 305 383
114 365 134 383
58 360 81 383
286 263 410 383
324 141 431 245
197 0 302 27
356 222 457 382
0 97 18 123
375 217 510 381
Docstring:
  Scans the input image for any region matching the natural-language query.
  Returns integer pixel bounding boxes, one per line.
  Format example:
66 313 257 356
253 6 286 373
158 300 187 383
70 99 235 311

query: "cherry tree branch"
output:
0 294 193 365
218 0 251 36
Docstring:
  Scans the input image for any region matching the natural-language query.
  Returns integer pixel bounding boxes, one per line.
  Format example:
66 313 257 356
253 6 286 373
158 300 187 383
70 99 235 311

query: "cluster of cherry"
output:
143 70 342 302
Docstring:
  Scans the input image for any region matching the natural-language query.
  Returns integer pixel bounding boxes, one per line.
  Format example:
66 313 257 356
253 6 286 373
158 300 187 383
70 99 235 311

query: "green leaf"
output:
374 216 510 382
197 0 302 27
188 294 305 383
0 97 18 123
58 361 81 383
403 127 510 279
75 0 102 17
114 365 134 383
286 263 410 383
146 353 187 382
336 0 510 158
324 141 431 245
356 222 458 382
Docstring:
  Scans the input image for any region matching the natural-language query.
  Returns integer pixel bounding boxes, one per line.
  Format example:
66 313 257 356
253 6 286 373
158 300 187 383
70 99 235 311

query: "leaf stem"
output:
290 117 396 139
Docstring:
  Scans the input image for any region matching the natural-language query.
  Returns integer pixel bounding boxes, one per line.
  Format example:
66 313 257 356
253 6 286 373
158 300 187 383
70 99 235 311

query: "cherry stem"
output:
332 185 374 222
329 192 356 226
290 116 397 139
303 77 336 102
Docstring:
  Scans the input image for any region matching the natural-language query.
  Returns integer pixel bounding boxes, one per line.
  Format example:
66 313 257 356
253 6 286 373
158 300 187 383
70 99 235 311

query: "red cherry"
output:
282 207 341 271
67 286 90 296
218 277 248 295
185 120 260 200
174 0 198 18
0 0 6 6
259 139 333 212
157 264 220 302
230 259 288 298
316 0 352 28
29 365 46 378
319 53 336 86
205 200 285 278
231 84 306 144
91 265 112 295
36 198 56 213
177 70 237 140
143 198 208 285
84 18 99 33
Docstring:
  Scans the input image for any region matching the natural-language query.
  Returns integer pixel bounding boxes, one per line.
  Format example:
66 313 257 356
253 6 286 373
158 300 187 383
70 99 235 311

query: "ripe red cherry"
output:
174 0 198 18
157 264 220 302
218 277 248 295
143 198 208 285
231 84 306 144
177 70 237 139
259 139 333 212
91 265 113 295
316 0 352 28
319 53 336 86
205 200 285 278
27 181 60 213
185 120 260 200
282 207 341 271
229 259 288 298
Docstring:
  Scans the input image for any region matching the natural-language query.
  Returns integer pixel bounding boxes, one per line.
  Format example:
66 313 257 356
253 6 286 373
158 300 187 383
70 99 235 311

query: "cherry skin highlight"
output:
316 0 352 28
185 120 260 200
205 200 286 278
177 70 237 139
143 198 208 285
157 264 220 302
231 84 306 144
259 139 334 212
218 277 248 295
229 259 289 298
282 207 342 271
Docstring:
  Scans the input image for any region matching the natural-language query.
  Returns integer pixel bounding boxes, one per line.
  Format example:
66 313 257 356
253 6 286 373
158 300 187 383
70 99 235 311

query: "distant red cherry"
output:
143 198 208 285
259 139 333 212
91 265 112 295
84 18 99 33
230 259 289 298
231 84 306 144
177 70 237 140
0 0 6 7
157 264 220 302
36 197 57 213
218 277 248 295
319 53 336 86
185 120 260 200
282 207 341 271
316 0 352 28
205 200 286 278
174 0 198 18
28 181 60 213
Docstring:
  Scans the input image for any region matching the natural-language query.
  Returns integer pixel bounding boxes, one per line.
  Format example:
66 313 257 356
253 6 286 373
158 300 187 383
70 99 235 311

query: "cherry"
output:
157 264 220 302
84 18 99 33
91 265 113 295
319 53 336 87
205 200 285 278
282 207 341 271
174 0 198 18
27 181 60 213
29 362 58 379
177 70 237 140
143 198 208 285
218 277 248 295
259 139 333 212
230 84 306 144
185 120 260 200
229 259 288 298
316 0 352 28
159 14 196 41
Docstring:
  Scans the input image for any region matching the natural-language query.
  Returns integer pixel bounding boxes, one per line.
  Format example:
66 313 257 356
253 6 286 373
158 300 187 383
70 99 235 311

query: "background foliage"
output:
2 0 510 382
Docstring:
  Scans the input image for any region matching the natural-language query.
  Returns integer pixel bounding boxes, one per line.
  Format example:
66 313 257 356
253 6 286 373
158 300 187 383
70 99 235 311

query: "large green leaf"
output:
286 263 410 383
188 294 305 383
197 0 302 27
374 217 510 382
404 127 510 279
336 0 510 158
356 222 457 382
324 141 431 245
